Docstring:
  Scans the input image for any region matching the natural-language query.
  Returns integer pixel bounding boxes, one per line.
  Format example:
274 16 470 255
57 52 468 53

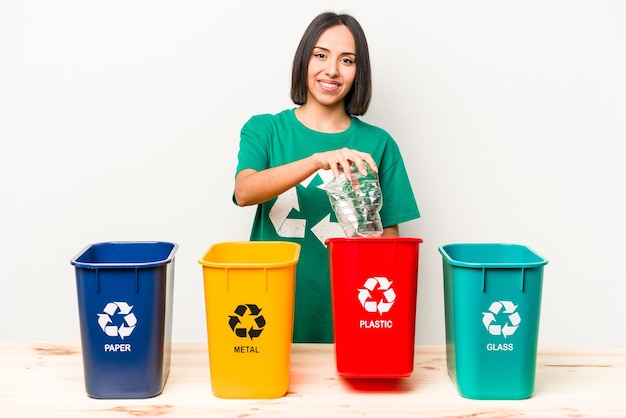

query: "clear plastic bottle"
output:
324 162 383 237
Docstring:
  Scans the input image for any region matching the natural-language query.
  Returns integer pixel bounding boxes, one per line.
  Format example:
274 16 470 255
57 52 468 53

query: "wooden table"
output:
1 342 625 417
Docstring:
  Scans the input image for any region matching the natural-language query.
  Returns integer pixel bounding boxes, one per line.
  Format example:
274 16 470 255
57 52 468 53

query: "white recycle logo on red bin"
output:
482 300 520 338
358 276 395 315
97 302 137 339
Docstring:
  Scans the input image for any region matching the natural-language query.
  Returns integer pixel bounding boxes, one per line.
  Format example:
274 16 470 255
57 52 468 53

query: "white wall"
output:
1 1 624 347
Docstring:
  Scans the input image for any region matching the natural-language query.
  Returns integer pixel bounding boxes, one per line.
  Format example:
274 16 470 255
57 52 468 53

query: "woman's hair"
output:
291 12 372 116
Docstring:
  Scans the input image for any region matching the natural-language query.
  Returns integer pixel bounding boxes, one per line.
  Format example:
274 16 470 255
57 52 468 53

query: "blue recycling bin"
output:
71 241 177 399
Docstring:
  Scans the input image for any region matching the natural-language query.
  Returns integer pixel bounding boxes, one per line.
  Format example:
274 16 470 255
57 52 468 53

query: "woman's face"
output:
306 24 357 110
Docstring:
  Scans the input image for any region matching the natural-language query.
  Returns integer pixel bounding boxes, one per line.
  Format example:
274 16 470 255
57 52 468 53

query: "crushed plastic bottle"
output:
324 162 383 237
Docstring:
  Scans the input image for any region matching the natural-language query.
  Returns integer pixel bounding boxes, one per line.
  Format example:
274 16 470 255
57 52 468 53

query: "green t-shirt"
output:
235 108 420 342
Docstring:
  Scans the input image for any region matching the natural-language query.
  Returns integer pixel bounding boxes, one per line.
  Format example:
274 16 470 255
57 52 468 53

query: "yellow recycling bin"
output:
198 241 300 399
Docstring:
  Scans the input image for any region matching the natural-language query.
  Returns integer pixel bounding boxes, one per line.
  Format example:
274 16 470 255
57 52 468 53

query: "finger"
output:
364 155 378 173
329 155 341 178
334 153 353 180
352 152 377 176
356 152 377 174
341 162 353 181
352 157 368 176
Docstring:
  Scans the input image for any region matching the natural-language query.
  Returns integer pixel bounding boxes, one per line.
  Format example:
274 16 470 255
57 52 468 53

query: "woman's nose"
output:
325 60 339 77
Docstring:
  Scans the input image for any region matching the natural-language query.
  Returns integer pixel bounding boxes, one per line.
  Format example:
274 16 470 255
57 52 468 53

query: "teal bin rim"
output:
438 243 548 269
70 241 178 269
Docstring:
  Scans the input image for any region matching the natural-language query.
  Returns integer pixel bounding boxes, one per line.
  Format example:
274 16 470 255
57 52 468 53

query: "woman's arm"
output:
234 148 378 207
234 157 319 206
381 225 399 237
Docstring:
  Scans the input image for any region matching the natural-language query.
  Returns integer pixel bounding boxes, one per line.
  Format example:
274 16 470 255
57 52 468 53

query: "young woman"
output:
233 12 420 343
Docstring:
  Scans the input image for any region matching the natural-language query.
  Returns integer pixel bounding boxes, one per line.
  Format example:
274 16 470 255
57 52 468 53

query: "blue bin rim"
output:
70 241 178 269
438 242 548 269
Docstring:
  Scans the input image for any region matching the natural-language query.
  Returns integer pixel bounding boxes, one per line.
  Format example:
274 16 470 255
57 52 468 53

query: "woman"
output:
233 12 420 343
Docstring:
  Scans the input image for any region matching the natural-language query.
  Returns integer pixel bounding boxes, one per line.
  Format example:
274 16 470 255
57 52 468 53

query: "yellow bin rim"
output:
198 241 301 269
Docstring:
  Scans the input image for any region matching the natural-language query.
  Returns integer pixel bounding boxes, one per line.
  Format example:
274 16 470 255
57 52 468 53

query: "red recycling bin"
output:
326 237 422 378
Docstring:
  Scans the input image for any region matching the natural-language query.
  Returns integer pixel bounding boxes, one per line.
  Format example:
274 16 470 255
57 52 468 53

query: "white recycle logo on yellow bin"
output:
97 301 137 339
358 276 395 315
482 300 520 338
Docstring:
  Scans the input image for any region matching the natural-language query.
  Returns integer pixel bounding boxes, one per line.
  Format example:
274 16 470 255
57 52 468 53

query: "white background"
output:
1 1 624 347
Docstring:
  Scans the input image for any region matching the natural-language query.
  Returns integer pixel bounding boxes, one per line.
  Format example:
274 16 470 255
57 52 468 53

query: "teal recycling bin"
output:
439 243 548 400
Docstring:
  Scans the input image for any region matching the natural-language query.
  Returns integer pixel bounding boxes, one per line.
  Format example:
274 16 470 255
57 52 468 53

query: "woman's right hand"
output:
312 148 378 180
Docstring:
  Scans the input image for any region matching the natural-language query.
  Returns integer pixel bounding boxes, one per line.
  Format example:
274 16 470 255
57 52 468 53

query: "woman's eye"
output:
341 57 354 65
314 52 326 59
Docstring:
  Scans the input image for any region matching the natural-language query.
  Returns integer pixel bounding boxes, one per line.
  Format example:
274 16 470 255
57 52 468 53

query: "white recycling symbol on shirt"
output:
97 301 137 340
358 276 395 315
268 169 344 245
482 300 521 338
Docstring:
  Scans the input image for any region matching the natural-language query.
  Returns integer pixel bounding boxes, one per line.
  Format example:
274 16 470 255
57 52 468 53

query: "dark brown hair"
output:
291 12 372 116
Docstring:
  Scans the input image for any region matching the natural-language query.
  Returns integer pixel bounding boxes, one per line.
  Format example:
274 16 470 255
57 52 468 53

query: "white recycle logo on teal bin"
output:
97 301 137 339
482 300 520 338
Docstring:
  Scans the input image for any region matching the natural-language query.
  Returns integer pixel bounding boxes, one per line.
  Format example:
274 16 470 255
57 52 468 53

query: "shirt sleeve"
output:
232 114 275 206
235 114 274 176
378 137 421 227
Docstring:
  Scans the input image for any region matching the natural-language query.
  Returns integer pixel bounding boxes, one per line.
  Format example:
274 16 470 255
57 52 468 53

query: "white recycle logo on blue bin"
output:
482 300 520 338
97 301 137 339
358 276 395 315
